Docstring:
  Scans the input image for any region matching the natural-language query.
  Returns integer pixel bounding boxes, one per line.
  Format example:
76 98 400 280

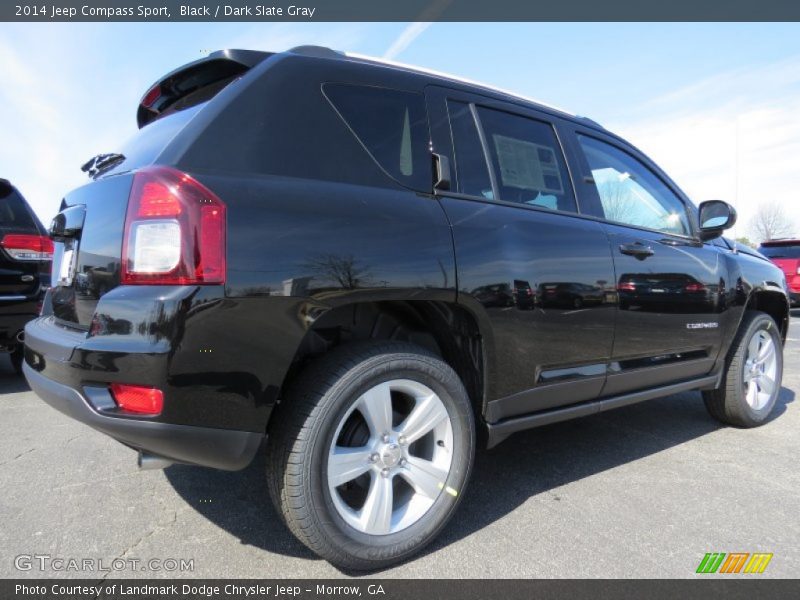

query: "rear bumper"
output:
23 363 262 470
23 313 263 470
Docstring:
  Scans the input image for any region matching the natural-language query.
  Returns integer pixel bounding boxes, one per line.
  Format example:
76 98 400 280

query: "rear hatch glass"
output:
98 102 206 179
759 243 800 279
0 184 47 297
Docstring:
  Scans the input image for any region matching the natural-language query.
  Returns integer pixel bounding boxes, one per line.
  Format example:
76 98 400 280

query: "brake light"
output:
0 234 54 261
121 166 226 285
141 85 161 108
110 383 163 415
685 282 706 293
618 281 636 292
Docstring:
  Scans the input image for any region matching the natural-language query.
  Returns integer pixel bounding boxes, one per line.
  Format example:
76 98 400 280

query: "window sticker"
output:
492 134 564 194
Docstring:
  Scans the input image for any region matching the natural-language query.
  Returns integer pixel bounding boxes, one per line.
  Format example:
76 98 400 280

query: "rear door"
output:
563 125 728 395
426 86 617 422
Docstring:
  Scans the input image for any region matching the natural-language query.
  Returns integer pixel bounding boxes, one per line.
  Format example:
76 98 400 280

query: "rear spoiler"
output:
137 49 273 128
0 178 15 198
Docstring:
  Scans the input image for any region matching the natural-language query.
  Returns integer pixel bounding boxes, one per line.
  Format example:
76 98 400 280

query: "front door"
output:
566 129 727 395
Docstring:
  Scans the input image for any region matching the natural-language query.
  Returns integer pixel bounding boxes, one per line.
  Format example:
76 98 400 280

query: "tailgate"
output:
49 175 132 328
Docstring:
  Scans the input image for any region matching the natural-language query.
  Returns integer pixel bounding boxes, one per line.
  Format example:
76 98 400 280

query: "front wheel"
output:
703 311 783 427
267 342 475 570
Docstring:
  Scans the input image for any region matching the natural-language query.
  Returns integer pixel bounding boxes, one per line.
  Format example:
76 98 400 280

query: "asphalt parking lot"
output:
1 311 798 579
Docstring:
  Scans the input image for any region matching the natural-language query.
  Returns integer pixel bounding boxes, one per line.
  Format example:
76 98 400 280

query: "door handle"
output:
619 243 654 259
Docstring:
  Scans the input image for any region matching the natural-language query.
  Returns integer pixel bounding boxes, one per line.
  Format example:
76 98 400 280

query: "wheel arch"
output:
278 300 494 423
743 288 790 344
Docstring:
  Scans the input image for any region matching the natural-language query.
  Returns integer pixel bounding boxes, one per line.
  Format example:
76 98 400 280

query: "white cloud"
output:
382 0 451 59
0 23 367 224
383 22 433 60
606 56 800 242
0 25 136 223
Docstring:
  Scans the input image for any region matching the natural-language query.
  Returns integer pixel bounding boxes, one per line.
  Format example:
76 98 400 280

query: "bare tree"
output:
597 179 638 225
303 254 372 289
748 201 796 242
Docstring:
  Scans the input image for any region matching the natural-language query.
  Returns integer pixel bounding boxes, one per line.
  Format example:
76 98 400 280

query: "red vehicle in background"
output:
759 239 800 307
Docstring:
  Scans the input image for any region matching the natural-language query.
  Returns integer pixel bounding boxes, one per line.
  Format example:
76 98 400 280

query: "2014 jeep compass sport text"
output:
25 46 790 570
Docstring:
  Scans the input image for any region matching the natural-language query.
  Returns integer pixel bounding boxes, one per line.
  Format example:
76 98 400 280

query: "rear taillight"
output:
685 282 706 293
121 166 226 285
110 383 163 415
0 234 54 261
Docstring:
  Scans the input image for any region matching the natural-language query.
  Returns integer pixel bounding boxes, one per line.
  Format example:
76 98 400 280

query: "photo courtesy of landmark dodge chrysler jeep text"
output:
24 46 790 570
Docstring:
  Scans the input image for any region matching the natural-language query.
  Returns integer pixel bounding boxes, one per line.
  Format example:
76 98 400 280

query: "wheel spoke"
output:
356 383 393 438
402 456 449 499
329 446 373 488
360 474 393 534
398 394 449 444
746 380 759 407
747 334 761 361
758 373 775 396
756 339 773 364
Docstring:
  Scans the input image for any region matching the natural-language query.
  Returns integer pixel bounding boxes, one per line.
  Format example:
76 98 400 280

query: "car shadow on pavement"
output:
164 387 795 571
0 356 29 392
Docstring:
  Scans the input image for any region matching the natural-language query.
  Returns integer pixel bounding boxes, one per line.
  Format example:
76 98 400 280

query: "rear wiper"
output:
81 153 125 178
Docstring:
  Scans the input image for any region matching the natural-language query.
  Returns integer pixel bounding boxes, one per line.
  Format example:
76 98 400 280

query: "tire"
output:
703 311 783 427
266 341 475 570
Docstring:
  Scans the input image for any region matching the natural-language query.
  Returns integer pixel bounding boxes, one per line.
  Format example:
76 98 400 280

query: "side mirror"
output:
698 200 737 241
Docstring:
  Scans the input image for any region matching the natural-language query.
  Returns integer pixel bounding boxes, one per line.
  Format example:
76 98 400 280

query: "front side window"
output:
323 83 431 192
577 135 690 236
477 107 577 213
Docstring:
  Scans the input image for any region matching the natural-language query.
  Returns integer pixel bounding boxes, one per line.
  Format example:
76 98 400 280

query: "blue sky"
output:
1 22 799 240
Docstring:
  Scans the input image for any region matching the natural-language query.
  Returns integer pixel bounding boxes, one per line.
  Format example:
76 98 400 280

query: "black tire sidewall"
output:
305 351 474 563
731 314 783 423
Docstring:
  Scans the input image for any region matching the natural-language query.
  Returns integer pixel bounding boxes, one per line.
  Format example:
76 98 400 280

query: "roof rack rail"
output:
288 45 344 59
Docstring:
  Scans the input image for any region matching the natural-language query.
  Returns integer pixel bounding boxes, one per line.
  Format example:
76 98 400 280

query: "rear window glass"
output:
760 244 800 258
476 107 576 213
0 188 38 232
323 83 431 192
104 102 206 177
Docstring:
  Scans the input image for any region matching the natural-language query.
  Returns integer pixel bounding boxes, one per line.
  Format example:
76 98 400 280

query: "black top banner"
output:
4 0 800 22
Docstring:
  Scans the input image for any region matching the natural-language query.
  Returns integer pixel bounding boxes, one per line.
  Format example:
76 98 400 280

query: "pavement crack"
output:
0 447 35 467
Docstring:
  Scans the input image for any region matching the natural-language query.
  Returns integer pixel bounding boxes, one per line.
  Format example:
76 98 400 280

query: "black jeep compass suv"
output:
24 46 790 570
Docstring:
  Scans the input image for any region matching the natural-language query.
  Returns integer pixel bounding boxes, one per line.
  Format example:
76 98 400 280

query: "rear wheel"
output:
266 342 475 570
703 311 783 427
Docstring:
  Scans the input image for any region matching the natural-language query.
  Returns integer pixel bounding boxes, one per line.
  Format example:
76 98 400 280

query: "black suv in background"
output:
24 47 789 570
0 179 51 372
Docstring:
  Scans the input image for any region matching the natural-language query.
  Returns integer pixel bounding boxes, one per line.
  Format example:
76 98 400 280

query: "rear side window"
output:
760 244 800 258
324 83 431 192
0 187 38 232
447 101 493 199
476 107 577 213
